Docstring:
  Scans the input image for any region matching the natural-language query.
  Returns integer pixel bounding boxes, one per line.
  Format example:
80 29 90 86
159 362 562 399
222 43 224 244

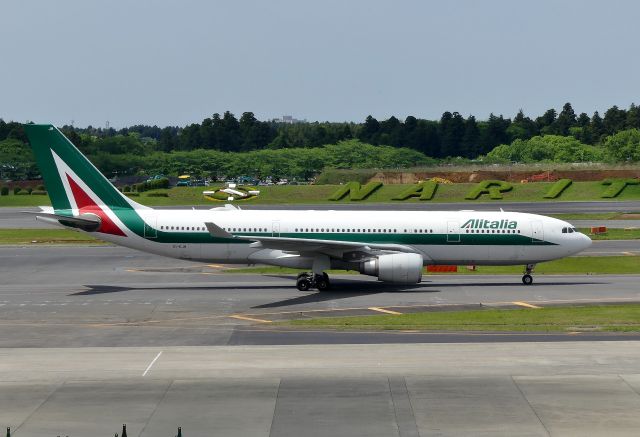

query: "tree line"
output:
1 103 640 180
2 103 639 158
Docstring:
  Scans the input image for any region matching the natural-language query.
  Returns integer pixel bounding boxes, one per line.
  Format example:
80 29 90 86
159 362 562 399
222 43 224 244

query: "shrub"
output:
123 185 131 193
146 192 169 197
604 129 640 162
36 184 45 191
328 181 382 201
486 135 606 163
25 186 33 194
31 190 47 195
13 187 21 195
600 179 640 198
16 191 31 195
465 180 513 200
392 181 438 201
125 192 140 197
543 179 572 199
0 186 8 196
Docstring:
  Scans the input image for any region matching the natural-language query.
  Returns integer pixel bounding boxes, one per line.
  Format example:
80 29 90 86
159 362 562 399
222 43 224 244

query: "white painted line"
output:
142 351 163 377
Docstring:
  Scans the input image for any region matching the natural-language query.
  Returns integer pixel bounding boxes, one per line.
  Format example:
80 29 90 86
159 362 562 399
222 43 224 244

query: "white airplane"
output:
23 124 591 291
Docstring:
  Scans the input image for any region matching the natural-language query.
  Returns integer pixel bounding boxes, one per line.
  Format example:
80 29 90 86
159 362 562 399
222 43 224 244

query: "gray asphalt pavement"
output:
4 344 640 436
1 245 639 347
3 245 640 436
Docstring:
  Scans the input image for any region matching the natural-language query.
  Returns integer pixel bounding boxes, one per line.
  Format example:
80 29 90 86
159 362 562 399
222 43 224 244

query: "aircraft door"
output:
272 220 280 237
447 221 460 243
531 221 544 243
144 216 157 239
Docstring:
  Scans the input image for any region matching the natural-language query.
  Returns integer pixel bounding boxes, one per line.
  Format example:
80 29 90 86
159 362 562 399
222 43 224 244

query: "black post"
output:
177 426 182 437
121 424 127 437
6 427 10 437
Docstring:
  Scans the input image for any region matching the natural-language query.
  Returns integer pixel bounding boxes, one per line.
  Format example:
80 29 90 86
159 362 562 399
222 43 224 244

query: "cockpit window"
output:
562 227 567 233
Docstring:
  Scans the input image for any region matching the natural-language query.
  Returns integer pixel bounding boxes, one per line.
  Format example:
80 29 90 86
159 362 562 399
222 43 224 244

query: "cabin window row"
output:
160 225 205 231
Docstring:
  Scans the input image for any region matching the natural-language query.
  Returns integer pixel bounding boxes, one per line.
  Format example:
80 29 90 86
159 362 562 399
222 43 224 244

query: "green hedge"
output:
392 181 439 201
601 179 640 198
0 186 8 196
146 192 169 197
465 180 513 200
134 178 170 192
543 179 573 199
31 190 48 195
328 181 382 201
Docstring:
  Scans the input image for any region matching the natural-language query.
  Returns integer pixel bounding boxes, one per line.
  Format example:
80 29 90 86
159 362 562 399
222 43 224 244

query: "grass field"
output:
2 181 640 206
283 305 640 332
550 213 640 220
0 229 102 245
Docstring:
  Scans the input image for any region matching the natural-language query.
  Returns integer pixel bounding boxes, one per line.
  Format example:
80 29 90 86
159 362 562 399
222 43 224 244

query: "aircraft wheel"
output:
296 277 311 291
316 274 331 291
522 274 533 285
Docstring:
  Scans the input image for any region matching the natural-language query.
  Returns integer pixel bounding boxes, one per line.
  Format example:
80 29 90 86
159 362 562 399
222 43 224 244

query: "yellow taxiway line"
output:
368 307 403 315
512 301 542 309
229 314 273 323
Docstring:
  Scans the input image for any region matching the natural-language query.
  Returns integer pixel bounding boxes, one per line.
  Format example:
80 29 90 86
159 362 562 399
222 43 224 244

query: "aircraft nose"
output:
578 232 592 251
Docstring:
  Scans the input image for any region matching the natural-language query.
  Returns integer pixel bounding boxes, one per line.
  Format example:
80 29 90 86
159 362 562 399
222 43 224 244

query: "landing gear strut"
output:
522 264 535 285
296 272 331 291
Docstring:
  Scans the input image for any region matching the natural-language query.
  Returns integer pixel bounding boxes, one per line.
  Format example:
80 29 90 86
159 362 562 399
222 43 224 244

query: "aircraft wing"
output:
204 222 421 260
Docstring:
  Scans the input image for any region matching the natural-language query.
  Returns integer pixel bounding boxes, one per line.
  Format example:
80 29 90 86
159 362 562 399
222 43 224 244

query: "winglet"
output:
204 222 234 239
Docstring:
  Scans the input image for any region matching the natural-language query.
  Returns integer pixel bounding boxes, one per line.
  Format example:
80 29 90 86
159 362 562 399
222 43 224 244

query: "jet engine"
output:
359 253 423 284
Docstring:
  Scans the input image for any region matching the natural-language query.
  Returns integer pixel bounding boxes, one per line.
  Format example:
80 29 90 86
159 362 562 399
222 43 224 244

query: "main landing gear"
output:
522 264 535 285
296 272 331 291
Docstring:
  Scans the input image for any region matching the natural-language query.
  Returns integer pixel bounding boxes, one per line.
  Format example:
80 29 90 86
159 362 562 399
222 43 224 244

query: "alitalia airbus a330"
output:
23 124 592 291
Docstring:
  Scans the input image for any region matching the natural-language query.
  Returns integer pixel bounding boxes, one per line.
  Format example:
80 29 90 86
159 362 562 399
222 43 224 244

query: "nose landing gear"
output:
296 272 331 291
522 264 535 285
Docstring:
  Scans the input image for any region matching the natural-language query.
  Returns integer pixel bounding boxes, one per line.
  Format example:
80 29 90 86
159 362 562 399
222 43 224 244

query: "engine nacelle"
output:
359 253 423 284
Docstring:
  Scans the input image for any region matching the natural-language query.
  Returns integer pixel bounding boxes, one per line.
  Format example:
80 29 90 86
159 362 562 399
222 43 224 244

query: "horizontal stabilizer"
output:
23 211 101 232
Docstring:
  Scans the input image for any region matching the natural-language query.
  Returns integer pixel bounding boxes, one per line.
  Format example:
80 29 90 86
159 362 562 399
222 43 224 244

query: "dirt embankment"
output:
369 169 640 184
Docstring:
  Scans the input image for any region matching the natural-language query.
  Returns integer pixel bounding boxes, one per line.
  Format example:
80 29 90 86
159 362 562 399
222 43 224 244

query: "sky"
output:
2 0 639 128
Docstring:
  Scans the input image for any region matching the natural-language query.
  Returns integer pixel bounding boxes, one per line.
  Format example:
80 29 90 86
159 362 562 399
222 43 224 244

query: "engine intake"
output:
360 253 423 284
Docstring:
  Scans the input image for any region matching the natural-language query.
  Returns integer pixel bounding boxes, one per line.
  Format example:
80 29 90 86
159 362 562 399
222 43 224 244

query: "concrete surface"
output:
2 344 640 436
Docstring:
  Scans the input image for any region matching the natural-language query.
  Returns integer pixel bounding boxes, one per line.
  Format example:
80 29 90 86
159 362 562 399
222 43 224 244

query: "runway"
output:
2 245 640 436
1 245 639 347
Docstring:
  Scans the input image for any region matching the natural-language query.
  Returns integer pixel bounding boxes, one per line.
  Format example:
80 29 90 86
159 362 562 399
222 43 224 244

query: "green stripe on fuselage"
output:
147 231 555 246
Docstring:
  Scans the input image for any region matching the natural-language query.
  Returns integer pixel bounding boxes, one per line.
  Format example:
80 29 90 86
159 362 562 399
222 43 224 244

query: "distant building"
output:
275 115 306 124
